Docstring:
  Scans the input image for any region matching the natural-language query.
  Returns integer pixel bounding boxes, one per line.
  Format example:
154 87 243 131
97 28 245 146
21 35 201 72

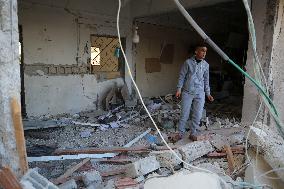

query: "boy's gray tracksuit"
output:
177 56 210 136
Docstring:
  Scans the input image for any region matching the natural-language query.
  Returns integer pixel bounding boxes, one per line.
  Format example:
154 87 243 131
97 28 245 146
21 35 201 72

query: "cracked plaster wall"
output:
18 0 132 117
0 0 21 177
242 0 284 127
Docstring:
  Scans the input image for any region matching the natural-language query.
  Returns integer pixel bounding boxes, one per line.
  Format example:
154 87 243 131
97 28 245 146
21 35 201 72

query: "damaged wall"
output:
241 0 283 126
134 2 247 98
135 22 199 97
18 0 133 117
0 0 22 177
269 0 284 127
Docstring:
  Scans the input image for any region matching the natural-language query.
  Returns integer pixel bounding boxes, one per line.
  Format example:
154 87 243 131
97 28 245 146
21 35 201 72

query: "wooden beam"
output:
224 145 235 175
53 158 90 185
29 129 152 162
53 145 179 155
0 166 22 189
10 97 28 176
101 168 126 177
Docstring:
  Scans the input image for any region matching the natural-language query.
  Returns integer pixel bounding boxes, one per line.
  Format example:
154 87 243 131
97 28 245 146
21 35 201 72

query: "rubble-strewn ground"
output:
24 95 245 188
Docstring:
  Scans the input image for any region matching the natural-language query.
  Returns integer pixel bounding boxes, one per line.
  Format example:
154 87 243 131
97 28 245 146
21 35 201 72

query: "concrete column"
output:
241 0 278 126
0 0 22 177
270 0 284 128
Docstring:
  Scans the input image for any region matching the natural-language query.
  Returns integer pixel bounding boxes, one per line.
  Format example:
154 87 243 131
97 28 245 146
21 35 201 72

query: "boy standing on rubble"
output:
176 44 214 139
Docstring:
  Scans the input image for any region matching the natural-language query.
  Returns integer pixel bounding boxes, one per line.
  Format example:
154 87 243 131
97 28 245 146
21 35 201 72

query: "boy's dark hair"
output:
195 42 207 50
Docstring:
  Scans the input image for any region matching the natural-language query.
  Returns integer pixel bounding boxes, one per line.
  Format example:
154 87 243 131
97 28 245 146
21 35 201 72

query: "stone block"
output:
20 169 59 189
125 156 160 178
150 150 182 169
58 179 77 189
79 66 87 73
65 66 72 74
178 141 214 163
72 67 79 74
82 170 102 186
49 66 57 74
58 67 65 74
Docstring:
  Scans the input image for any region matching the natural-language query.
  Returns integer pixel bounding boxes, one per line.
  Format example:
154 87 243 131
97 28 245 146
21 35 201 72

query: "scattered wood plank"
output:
207 146 244 158
0 166 22 189
28 129 151 162
115 177 138 189
93 158 133 164
224 145 235 175
101 168 127 177
53 145 178 155
53 158 90 185
11 97 28 175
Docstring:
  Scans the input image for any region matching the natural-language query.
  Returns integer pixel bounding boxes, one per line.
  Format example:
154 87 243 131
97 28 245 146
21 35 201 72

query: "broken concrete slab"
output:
210 134 229 150
58 179 77 189
20 169 59 189
149 150 182 169
125 156 160 178
196 163 226 176
178 141 214 163
82 170 102 186
144 170 230 189
248 122 284 182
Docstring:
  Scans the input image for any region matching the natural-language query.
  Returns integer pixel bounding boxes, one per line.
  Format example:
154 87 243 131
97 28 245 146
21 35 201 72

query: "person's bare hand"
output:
207 95 214 102
176 90 181 98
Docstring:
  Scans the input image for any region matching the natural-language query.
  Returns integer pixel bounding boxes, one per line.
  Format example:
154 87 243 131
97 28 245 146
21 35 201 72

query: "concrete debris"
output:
135 175 145 183
20 169 59 189
82 170 102 186
102 179 115 189
23 92 246 188
248 122 284 181
150 150 182 169
144 170 231 189
80 130 92 138
178 141 214 163
86 182 103 189
126 156 161 178
58 179 77 189
210 134 229 150
197 162 226 176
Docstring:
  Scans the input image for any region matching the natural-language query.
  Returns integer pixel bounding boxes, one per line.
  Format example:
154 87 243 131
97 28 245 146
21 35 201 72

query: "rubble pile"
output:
23 90 246 189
